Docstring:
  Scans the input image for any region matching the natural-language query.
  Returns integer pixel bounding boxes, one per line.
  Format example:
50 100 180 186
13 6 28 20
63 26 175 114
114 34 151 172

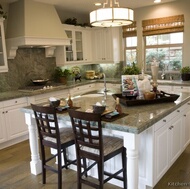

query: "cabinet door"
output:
92 27 122 63
181 103 190 149
93 29 105 62
154 122 170 183
75 31 83 61
0 107 7 143
169 115 182 165
0 19 8 72
5 103 28 140
83 29 92 62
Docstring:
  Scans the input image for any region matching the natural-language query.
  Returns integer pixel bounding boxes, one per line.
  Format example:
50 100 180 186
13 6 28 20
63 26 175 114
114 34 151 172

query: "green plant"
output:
123 62 141 75
53 67 72 81
0 4 7 19
181 66 190 74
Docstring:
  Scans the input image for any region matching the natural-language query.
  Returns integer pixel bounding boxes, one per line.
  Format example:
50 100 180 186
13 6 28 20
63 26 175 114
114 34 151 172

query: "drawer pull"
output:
163 119 166 122
177 110 180 113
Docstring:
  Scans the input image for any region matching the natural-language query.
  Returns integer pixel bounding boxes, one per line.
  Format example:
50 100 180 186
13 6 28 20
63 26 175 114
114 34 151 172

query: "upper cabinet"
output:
91 27 123 63
55 24 92 66
0 18 8 72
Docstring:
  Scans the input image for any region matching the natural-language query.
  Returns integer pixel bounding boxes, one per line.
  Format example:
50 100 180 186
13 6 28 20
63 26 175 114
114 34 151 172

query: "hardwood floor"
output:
0 140 121 189
1 140 190 189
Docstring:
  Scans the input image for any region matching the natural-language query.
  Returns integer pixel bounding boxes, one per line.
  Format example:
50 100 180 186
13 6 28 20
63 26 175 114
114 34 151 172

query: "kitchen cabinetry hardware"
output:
163 119 166 122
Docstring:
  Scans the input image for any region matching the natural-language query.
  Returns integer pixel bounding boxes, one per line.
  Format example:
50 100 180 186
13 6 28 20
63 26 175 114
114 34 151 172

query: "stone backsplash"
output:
0 48 123 92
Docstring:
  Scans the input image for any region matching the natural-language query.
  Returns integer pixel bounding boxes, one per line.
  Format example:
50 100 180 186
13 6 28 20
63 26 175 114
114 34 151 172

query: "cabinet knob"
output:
177 110 180 113
163 119 166 122
184 114 187 117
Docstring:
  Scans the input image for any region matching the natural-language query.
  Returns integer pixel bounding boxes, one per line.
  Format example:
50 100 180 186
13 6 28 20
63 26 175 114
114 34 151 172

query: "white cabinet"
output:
154 119 170 184
0 18 8 72
92 27 123 63
154 108 182 184
169 113 182 165
0 102 6 143
0 97 28 148
55 24 92 65
181 102 190 149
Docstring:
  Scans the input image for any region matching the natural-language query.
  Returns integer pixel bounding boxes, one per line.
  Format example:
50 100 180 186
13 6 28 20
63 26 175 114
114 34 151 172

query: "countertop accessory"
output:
92 105 106 114
49 97 60 108
143 91 156 100
112 91 180 106
32 79 49 85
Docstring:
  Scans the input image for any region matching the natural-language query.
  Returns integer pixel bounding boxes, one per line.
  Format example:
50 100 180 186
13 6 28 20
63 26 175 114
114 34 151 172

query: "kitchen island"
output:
21 90 190 189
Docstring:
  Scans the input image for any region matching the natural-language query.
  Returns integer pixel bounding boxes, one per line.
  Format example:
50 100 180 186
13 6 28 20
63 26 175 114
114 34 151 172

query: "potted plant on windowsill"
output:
181 66 190 81
53 67 72 84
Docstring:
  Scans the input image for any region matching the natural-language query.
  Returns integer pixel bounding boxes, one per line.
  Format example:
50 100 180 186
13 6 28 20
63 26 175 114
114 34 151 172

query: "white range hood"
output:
6 0 70 59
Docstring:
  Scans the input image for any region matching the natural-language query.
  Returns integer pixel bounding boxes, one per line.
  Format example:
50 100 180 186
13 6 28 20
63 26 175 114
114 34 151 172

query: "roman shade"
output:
122 21 137 37
142 14 184 36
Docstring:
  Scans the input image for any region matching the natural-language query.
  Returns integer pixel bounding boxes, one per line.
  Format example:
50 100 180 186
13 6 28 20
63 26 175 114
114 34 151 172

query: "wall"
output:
134 0 190 68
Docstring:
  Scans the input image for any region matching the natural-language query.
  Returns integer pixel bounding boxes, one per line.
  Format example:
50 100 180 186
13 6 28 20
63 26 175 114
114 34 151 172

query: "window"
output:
142 15 184 72
123 21 137 66
125 36 137 66
145 32 183 72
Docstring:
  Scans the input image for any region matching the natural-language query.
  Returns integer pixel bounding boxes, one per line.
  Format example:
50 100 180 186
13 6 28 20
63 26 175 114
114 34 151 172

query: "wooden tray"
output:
112 91 180 106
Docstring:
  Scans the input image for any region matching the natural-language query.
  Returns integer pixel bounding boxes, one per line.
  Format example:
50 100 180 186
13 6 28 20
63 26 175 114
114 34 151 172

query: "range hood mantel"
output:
6 0 70 59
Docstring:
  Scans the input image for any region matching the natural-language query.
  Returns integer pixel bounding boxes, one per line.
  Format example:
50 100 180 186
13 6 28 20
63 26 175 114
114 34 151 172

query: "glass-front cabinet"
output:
0 18 8 72
55 24 92 66
65 30 83 62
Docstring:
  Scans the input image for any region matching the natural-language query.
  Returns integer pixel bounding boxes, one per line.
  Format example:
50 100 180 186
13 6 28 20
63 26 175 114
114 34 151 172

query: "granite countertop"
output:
1 78 190 102
21 91 190 134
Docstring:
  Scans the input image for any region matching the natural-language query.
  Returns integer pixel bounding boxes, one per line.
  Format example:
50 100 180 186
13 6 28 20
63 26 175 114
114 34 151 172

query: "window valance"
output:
142 14 184 36
122 21 137 38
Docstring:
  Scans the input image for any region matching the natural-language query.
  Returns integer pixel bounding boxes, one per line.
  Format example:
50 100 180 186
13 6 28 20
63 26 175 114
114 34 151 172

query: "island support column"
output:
25 113 42 175
123 132 140 189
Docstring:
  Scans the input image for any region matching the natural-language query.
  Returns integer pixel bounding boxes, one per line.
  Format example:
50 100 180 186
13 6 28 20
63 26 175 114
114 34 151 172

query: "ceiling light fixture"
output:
154 0 161 3
94 2 102 6
90 0 134 27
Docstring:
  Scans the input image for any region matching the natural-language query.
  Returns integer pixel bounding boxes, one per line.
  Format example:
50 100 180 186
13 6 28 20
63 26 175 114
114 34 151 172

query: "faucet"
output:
102 73 108 100
102 73 108 92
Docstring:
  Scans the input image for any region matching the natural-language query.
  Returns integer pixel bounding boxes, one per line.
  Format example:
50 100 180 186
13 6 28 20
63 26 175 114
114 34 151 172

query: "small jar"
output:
115 97 122 114
67 94 73 108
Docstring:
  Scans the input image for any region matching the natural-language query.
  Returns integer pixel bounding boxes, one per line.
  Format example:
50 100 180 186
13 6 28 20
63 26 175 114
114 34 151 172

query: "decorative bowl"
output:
92 105 106 114
143 92 156 100
49 99 60 108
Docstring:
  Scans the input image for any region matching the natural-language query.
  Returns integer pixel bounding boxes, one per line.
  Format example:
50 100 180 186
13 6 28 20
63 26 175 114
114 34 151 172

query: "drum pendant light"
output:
90 0 134 27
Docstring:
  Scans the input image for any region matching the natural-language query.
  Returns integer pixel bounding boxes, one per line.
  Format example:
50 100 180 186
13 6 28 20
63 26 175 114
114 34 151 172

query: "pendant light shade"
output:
90 0 134 27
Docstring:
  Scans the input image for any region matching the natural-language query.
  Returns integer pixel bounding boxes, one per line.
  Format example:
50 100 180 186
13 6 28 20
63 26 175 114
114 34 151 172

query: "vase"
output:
59 76 67 84
181 73 190 81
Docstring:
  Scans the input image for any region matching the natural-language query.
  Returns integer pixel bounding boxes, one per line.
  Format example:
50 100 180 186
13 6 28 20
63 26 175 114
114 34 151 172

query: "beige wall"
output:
134 0 190 68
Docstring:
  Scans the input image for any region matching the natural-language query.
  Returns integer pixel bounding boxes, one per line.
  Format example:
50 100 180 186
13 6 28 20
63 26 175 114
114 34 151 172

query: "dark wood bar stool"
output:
31 104 76 189
68 109 127 189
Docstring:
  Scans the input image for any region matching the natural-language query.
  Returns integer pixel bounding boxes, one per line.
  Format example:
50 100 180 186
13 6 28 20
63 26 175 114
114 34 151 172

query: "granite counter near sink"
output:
1 78 190 102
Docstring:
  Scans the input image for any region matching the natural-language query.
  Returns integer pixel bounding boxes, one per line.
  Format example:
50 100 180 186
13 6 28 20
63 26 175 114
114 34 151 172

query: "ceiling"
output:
0 0 179 15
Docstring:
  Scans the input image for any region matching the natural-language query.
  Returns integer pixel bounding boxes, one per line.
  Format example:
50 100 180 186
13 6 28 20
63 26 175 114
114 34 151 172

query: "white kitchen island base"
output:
22 92 190 189
24 111 156 189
